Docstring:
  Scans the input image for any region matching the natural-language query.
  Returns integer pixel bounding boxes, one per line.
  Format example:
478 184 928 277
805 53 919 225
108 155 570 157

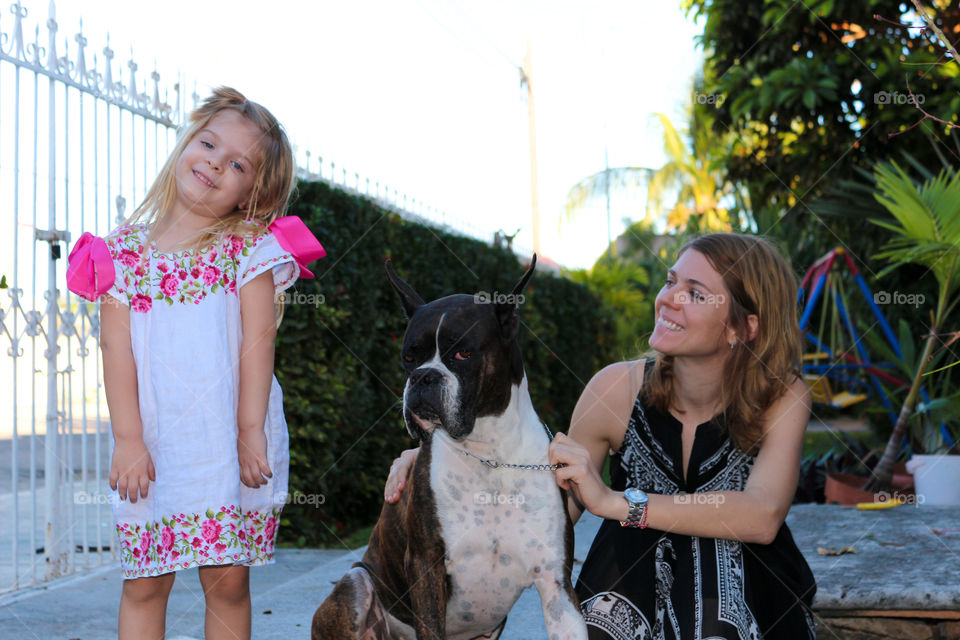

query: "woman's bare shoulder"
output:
573 359 648 450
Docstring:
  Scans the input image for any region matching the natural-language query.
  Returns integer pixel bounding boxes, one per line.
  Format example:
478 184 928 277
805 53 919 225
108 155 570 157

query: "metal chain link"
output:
454 422 565 472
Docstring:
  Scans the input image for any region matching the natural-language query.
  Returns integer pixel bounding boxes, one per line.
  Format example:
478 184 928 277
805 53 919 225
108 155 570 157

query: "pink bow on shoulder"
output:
269 216 326 279
66 232 116 301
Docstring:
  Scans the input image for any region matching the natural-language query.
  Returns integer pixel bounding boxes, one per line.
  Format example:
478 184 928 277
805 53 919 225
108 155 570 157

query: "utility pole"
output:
521 40 541 256
605 148 613 259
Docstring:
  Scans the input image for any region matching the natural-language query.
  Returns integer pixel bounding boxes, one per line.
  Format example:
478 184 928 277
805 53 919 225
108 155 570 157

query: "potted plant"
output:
861 160 960 499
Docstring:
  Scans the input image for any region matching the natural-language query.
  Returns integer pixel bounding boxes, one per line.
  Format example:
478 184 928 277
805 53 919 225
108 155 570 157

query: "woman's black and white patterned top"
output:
574 361 817 639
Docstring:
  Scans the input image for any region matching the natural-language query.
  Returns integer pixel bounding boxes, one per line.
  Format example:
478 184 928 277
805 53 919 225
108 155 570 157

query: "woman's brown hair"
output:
641 233 803 453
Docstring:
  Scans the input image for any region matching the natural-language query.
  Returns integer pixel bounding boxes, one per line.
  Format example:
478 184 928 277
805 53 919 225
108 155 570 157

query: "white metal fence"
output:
0 0 514 597
0 0 183 594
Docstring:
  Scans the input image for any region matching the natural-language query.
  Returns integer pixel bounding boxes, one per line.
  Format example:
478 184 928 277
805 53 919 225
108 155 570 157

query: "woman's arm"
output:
237 271 277 488
100 296 154 502
555 377 811 544
561 361 638 523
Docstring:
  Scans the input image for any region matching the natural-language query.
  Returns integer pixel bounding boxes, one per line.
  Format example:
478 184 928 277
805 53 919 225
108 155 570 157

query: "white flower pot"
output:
906 454 960 505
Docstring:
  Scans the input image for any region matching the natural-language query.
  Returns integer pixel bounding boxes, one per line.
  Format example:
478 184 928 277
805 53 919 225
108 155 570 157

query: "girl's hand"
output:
385 447 420 503
110 437 156 503
549 432 615 517
238 428 273 488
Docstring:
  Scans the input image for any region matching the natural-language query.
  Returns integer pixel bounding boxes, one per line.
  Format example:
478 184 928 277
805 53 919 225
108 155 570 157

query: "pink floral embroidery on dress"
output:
116 505 283 579
104 224 282 311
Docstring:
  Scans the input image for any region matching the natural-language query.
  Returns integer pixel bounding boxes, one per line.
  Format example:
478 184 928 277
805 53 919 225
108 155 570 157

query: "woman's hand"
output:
385 447 420 503
238 427 273 488
110 436 156 503
549 432 616 518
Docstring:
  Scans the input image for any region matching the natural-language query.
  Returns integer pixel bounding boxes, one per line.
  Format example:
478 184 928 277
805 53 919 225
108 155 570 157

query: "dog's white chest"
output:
430 438 568 638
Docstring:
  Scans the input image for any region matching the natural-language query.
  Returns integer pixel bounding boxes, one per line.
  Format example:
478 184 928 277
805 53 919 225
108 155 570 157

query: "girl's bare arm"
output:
237 271 277 488
100 296 154 502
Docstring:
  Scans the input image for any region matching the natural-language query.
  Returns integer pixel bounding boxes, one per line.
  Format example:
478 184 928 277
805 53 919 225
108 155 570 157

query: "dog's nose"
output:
412 367 442 387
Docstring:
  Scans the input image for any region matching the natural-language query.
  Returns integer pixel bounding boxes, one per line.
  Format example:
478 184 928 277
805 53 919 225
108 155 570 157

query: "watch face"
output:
624 487 648 504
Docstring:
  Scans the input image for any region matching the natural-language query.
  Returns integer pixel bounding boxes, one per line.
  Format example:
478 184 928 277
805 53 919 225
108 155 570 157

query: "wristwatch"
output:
620 487 649 529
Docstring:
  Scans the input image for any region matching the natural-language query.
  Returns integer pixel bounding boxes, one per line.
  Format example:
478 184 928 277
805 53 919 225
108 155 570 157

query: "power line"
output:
414 0 520 73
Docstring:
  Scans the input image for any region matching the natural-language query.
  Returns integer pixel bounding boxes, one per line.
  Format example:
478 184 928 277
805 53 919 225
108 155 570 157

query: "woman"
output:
385 233 817 639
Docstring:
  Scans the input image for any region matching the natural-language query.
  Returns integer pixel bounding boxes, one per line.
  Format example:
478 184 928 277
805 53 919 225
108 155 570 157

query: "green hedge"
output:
275 180 616 546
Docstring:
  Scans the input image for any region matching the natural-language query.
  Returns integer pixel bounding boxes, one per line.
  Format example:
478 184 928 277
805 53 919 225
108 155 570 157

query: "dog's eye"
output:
403 354 414 363
454 351 471 361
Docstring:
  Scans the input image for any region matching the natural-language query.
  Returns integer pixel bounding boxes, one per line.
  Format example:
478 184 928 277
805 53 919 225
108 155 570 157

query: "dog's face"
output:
386 259 536 442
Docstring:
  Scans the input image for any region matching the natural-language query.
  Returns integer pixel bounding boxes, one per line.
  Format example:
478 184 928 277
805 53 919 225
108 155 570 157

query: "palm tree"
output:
863 160 960 491
561 155 653 257
644 112 735 233
562 108 739 244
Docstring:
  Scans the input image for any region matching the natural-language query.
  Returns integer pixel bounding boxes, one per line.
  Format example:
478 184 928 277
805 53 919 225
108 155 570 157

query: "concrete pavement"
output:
0 512 605 640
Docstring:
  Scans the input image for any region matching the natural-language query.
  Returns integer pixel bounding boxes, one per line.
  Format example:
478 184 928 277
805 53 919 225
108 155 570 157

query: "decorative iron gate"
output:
0 0 511 600
0 0 182 594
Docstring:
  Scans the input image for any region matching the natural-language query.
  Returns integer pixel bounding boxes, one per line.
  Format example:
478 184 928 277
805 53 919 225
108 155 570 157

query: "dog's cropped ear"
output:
496 254 536 342
385 259 425 319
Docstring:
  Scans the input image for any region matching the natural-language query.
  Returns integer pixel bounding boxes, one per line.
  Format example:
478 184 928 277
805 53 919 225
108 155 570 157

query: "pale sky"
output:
45 0 702 268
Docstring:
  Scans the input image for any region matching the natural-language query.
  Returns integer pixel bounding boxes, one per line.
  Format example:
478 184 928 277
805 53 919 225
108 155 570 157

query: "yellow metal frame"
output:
803 374 867 409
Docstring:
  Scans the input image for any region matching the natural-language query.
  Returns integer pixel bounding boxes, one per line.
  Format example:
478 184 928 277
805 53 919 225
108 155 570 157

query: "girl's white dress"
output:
99 222 301 579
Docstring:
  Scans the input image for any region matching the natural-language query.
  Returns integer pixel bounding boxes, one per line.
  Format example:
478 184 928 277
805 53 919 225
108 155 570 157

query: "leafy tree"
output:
566 258 653 360
684 0 960 267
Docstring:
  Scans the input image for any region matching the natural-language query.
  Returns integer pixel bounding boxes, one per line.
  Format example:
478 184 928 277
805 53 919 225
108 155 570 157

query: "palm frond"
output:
562 167 653 224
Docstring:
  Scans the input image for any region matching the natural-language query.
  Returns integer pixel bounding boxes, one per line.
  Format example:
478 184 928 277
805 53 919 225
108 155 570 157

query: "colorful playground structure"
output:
797 248 909 424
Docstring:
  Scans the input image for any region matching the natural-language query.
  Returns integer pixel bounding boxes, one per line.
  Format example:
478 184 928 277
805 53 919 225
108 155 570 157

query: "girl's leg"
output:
198 564 251 640
118 572 176 640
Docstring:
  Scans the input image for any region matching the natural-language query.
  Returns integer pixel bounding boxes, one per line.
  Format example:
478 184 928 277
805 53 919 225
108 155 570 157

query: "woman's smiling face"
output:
649 248 733 357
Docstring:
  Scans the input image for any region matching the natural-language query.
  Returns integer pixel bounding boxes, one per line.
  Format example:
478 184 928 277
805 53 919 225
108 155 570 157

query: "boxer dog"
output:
311 256 587 640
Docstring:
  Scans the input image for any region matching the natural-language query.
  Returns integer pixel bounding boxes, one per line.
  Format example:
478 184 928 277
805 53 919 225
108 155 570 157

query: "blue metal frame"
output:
798 251 952 445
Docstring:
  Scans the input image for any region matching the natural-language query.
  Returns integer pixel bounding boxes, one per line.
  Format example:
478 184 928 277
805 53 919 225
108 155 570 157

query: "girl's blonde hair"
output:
127 86 296 249
642 233 803 454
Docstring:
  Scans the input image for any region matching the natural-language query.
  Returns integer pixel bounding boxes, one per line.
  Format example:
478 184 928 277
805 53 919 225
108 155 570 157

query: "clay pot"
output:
824 464 914 506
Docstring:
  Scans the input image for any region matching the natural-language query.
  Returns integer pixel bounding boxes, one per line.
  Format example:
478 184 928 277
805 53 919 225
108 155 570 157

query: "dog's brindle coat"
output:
311 258 586 640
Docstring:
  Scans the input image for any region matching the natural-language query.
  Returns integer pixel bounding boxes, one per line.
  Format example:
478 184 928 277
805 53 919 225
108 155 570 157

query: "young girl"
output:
385 233 817 639
66 87 325 640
